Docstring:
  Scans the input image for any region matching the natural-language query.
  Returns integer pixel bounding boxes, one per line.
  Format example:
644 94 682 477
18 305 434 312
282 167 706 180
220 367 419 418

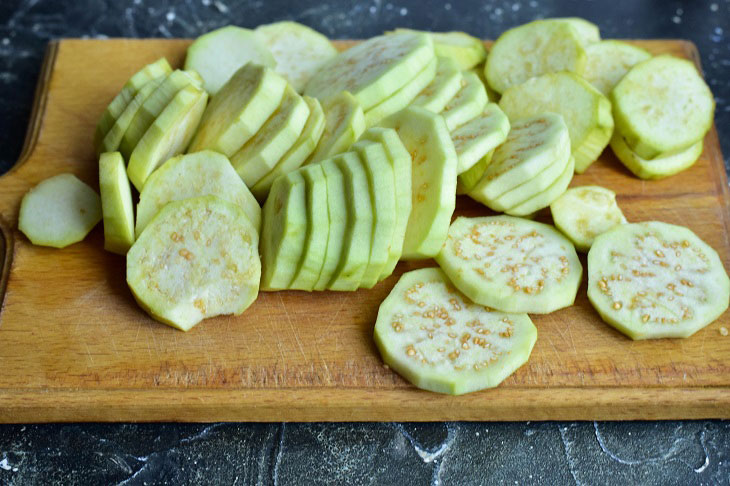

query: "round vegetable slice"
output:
306 91 365 165
609 132 704 180
358 127 413 279
436 216 582 314
304 31 435 110
289 164 329 291
499 71 613 173
487 147 572 213
583 40 651 96
99 152 135 255
363 57 437 127
260 170 307 291
467 113 571 210
504 156 575 217
95 58 172 149
352 140 396 288
100 76 165 155
313 158 348 291
251 96 326 201
379 106 457 260
127 196 260 332
471 66 500 105
135 150 260 237
450 103 510 174
188 63 288 158
587 221 730 339
19 173 101 249
374 267 537 395
411 56 463 113
392 29 487 70
553 17 600 46
119 70 203 158
456 151 493 195
611 55 714 159
327 152 373 291
440 70 488 131
184 25 276 95
255 21 338 92
232 85 311 187
485 19 587 94
429 31 487 70
127 85 208 191
550 185 627 252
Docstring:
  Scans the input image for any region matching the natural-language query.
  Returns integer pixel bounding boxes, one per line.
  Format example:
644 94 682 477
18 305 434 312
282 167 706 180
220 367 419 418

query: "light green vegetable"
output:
550 185 627 252
135 150 260 237
411 56 463 113
392 28 487 70
99 152 135 254
440 71 488 131
119 70 202 158
468 113 571 210
184 25 276 94
380 106 457 260
358 127 413 280
232 85 311 187
289 164 329 291
352 140 396 288
127 84 208 191
487 145 573 213
588 221 730 339
609 132 704 180
456 151 493 195
436 216 582 314
374 267 537 395
450 103 509 174
19 173 101 249
364 57 437 127
127 196 260 331
485 19 587 94
251 96 326 201
306 91 365 165
101 76 165 155
260 170 307 291
552 17 600 46
95 58 172 150
304 31 435 110
499 71 613 173
255 21 338 92
188 63 287 157
327 152 373 291
583 40 651 96
611 55 714 159
505 156 575 217
313 157 348 291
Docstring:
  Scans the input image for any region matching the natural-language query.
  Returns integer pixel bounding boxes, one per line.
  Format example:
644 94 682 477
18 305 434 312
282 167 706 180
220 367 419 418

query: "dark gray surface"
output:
0 1 729 484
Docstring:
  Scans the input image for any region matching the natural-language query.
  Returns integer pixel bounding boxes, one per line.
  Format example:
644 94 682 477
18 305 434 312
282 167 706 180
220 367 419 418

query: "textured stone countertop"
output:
0 1 729 484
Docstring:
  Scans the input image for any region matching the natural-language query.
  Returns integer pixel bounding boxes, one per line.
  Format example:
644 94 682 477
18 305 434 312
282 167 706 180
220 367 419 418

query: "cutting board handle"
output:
0 41 59 306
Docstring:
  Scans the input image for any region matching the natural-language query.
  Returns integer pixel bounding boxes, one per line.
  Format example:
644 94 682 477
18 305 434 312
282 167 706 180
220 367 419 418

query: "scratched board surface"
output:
0 39 728 422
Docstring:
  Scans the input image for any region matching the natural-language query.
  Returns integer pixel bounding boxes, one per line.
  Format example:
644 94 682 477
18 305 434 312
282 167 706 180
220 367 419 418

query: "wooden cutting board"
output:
0 39 728 423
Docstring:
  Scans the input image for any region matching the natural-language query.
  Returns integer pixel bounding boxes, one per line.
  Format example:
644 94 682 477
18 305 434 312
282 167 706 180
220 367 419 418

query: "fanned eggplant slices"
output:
15 18 729 394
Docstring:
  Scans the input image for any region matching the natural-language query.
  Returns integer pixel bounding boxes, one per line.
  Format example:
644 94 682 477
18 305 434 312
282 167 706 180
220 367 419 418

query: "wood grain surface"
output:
0 39 728 422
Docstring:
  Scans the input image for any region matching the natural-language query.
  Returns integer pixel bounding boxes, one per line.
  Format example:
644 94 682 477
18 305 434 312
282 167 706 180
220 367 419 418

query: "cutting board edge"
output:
0 386 728 422
0 41 59 314
12 41 59 179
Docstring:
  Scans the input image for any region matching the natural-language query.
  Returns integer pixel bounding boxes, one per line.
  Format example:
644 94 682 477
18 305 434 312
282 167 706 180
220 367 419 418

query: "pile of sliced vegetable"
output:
16 19 729 395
